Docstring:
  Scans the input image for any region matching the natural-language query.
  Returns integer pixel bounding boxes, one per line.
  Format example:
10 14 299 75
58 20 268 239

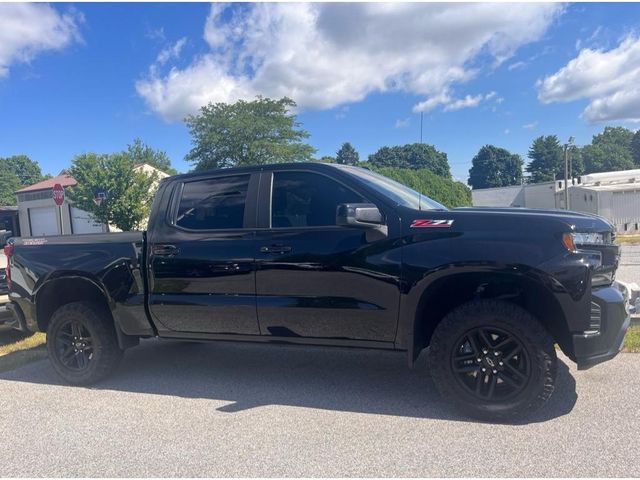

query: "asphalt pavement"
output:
1 339 639 477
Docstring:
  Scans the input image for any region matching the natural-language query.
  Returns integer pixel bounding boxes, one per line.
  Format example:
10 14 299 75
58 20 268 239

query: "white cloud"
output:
136 3 561 121
538 35 640 123
156 37 187 65
0 4 82 78
417 90 497 113
507 60 526 71
523 121 538 129
444 93 485 111
395 117 410 128
145 26 166 42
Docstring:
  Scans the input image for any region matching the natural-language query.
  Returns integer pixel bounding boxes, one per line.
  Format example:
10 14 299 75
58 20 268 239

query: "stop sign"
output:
52 183 65 206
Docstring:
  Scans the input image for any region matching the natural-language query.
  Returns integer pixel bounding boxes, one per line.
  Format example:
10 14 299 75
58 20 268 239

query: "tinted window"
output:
271 171 366 228
338 165 447 211
176 175 249 230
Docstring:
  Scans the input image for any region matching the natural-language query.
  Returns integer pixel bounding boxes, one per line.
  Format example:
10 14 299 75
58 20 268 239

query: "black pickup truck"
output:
4 163 629 420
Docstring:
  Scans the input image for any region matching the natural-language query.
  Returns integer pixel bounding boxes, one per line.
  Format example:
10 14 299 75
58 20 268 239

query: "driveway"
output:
1 340 639 477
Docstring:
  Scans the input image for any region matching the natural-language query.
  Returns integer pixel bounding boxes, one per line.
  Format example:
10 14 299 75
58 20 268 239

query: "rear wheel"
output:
46 302 123 385
428 300 557 421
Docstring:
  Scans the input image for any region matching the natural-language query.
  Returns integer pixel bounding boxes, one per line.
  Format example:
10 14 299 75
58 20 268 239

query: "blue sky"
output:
2 3 640 183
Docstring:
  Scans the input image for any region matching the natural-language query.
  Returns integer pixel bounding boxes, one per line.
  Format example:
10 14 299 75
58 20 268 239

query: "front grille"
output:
585 301 602 335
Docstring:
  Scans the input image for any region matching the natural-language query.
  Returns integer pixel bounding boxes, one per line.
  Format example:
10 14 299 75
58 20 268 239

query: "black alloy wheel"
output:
47 301 123 385
451 326 530 402
428 300 557 421
54 319 95 371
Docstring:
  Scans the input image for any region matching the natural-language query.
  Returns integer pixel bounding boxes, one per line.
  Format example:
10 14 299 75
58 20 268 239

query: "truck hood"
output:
451 206 614 233
399 206 614 235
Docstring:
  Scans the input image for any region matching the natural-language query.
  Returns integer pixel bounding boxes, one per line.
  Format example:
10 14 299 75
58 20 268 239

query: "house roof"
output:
15 174 77 193
573 182 640 193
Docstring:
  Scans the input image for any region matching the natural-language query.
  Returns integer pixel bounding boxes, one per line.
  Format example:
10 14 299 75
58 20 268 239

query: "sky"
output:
2 3 640 183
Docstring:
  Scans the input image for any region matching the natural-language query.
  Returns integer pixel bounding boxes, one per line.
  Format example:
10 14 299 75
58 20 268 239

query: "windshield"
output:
339 166 448 211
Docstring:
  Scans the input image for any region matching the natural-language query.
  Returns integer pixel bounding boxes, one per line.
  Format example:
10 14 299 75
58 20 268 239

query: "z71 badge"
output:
410 219 454 228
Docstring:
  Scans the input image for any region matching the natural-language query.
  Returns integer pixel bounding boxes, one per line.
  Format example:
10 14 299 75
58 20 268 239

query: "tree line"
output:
468 127 640 189
4 95 637 231
1 96 471 232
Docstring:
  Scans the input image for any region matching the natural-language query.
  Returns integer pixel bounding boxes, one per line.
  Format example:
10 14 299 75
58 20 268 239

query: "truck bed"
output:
8 231 149 335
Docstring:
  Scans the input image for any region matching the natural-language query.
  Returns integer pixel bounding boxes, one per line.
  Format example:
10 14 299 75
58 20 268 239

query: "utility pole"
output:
420 111 423 143
564 136 574 210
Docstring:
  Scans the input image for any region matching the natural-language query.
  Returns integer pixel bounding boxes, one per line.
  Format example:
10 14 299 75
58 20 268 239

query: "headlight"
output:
562 232 607 251
571 232 606 245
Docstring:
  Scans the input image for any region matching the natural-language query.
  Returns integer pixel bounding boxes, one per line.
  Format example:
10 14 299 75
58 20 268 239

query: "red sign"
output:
52 183 65 206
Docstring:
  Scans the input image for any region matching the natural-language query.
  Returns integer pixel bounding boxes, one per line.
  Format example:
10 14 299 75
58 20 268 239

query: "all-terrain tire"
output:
428 300 557 422
46 301 123 385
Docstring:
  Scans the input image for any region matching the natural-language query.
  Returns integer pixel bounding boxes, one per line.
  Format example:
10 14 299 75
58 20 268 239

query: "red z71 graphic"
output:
410 219 454 228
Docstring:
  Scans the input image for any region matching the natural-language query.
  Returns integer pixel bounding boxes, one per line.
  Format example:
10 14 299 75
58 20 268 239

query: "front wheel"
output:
46 301 123 385
428 300 557 421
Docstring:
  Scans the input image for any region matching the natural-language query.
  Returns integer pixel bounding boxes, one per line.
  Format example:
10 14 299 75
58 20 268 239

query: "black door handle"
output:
260 245 292 254
152 244 180 257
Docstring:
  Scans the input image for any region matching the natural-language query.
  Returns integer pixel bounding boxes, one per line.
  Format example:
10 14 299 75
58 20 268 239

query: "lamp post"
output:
564 137 575 210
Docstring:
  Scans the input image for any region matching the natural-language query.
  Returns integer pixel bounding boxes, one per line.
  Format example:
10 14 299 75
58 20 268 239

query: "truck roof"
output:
164 162 349 183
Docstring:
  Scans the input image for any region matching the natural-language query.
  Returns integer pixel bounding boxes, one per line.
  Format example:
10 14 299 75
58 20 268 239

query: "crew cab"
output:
4 163 629 420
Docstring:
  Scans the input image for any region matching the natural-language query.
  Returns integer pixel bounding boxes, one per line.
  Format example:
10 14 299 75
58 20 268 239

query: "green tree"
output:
362 164 470 207
632 129 640 167
592 126 634 150
581 143 634 174
0 155 46 206
468 145 523 189
336 142 359 165
580 126 636 174
185 96 316 170
526 135 564 183
2 155 45 186
567 144 585 178
368 143 450 177
127 138 177 175
0 164 21 206
68 152 157 231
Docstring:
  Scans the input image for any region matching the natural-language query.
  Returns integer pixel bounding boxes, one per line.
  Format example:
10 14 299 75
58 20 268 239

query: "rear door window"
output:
176 175 249 230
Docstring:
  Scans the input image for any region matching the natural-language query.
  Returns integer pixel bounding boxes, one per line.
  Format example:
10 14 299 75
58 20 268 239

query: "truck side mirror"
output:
336 203 384 228
337 203 388 241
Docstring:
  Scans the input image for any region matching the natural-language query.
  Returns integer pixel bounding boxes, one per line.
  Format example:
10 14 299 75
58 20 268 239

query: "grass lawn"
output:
616 235 640 245
0 329 47 373
623 324 640 353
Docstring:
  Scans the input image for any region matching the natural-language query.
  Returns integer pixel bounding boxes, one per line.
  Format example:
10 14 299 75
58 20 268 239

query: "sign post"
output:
52 183 65 234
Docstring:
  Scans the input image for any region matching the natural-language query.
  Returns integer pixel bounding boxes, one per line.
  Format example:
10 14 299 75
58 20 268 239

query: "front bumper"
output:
573 285 630 370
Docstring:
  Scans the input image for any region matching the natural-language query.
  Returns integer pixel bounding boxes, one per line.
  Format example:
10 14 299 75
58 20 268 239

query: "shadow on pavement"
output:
0 339 577 424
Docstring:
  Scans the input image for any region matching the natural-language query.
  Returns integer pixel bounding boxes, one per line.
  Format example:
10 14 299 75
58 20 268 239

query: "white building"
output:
570 169 640 233
15 164 169 237
471 168 640 233
471 180 571 210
